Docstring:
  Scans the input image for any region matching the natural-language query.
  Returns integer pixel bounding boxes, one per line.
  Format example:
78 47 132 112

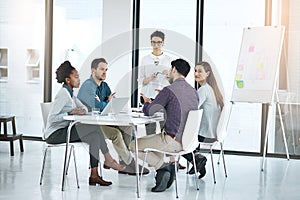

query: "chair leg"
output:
140 151 148 183
220 142 228 178
99 160 103 177
71 145 80 188
40 147 49 185
10 141 14 156
19 137 24 152
66 145 73 175
217 150 221 165
210 147 216 184
174 159 179 199
191 153 199 190
186 160 190 174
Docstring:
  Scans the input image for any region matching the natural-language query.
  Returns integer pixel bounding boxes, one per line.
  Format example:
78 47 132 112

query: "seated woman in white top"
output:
182 61 224 179
45 61 125 186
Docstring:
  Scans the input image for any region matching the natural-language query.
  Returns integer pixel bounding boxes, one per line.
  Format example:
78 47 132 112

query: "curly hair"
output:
55 61 75 84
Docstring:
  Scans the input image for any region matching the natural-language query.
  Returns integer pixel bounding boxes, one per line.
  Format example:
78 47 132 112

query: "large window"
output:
0 0 45 137
139 0 197 86
203 0 265 153
52 0 103 96
269 0 300 157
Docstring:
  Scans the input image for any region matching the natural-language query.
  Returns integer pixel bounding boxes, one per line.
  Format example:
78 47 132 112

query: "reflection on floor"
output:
0 140 300 200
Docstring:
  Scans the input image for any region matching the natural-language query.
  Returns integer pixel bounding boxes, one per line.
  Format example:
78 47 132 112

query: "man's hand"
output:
108 92 116 101
140 93 152 103
95 95 101 102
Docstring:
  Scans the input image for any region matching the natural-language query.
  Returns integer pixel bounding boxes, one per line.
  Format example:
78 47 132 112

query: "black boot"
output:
188 154 207 175
198 166 206 179
151 166 171 192
166 163 175 189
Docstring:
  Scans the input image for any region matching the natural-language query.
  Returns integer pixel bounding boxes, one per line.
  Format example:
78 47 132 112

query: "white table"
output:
63 113 163 197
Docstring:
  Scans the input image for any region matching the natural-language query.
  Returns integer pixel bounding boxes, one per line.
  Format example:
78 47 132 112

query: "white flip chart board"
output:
231 26 285 103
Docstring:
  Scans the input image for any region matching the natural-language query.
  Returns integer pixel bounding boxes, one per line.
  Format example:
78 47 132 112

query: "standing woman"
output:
44 61 125 186
183 61 224 179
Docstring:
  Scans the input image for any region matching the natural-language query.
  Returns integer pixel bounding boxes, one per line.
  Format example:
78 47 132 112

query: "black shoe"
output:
188 155 207 175
166 164 175 189
127 160 150 176
118 160 150 175
178 163 186 170
198 167 206 179
151 170 171 192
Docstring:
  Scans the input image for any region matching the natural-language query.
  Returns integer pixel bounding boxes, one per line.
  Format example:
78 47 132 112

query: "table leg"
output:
131 124 141 198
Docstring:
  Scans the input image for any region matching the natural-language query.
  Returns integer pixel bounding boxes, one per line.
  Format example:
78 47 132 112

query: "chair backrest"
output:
216 102 231 142
40 102 52 131
182 109 203 151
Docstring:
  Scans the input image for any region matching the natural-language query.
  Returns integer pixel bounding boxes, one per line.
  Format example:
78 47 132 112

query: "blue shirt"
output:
77 75 111 112
143 78 199 142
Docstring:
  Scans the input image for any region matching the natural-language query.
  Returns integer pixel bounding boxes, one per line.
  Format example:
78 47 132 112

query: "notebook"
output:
101 97 129 115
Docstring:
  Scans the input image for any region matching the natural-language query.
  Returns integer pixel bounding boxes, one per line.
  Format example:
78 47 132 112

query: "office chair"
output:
39 102 79 190
195 102 231 184
141 109 203 198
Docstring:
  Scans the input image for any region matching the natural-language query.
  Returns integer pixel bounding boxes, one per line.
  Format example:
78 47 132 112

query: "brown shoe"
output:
89 176 112 186
103 159 126 171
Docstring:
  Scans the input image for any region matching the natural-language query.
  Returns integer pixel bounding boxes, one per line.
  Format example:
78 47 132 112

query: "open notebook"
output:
101 97 129 115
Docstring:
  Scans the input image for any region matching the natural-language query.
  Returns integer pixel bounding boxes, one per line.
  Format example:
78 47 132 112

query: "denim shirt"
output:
77 75 111 112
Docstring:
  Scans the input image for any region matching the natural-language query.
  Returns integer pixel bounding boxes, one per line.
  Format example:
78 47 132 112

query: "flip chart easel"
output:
230 26 286 171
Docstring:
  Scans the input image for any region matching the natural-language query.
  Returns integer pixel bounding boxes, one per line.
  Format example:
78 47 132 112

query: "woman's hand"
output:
70 108 86 115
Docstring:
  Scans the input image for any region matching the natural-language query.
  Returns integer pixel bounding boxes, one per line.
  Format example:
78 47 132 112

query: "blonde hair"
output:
196 61 224 109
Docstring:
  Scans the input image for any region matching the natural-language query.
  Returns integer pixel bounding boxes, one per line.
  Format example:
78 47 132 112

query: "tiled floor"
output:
0 140 300 200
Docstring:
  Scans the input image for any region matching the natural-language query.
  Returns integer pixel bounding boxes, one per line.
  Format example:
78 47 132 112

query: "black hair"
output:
150 30 165 41
171 58 191 77
91 58 108 69
56 60 75 84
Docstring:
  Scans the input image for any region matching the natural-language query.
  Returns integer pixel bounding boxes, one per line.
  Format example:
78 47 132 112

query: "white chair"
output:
141 109 203 198
197 102 231 184
39 102 79 190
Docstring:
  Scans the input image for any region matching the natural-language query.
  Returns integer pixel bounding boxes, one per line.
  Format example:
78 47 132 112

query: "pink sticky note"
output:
248 46 255 52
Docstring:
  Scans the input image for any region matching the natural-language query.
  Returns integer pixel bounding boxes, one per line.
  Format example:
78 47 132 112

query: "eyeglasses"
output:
151 41 163 46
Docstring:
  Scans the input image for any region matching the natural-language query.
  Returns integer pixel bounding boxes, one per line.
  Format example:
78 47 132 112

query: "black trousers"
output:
46 123 108 168
182 135 206 162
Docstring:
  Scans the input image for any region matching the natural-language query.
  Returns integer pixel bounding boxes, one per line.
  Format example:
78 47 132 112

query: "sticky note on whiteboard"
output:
248 46 255 52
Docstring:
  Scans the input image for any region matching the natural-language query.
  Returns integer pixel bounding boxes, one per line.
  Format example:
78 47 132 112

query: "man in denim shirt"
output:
78 58 149 175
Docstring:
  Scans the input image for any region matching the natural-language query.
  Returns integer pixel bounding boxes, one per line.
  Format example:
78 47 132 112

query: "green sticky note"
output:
236 80 244 88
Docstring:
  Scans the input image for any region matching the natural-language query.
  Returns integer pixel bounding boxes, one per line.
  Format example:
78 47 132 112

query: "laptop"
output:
101 97 129 115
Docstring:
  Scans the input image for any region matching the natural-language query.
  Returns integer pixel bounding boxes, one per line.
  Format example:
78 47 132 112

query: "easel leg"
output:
276 103 290 160
261 105 272 171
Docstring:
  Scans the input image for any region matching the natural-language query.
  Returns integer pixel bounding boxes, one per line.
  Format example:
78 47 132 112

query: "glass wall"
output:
52 0 103 96
139 0 197 87
269 0 300 156
203 0 265 152
0 0 45 137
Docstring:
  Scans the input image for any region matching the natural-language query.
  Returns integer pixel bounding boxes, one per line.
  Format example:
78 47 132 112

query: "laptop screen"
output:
101 97 129 115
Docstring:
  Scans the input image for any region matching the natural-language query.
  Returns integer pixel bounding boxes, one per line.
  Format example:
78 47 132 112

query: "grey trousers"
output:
46 123 108 168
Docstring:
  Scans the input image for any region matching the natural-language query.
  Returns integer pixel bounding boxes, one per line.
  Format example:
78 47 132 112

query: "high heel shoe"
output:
103 159 126 171
89 176 112 186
